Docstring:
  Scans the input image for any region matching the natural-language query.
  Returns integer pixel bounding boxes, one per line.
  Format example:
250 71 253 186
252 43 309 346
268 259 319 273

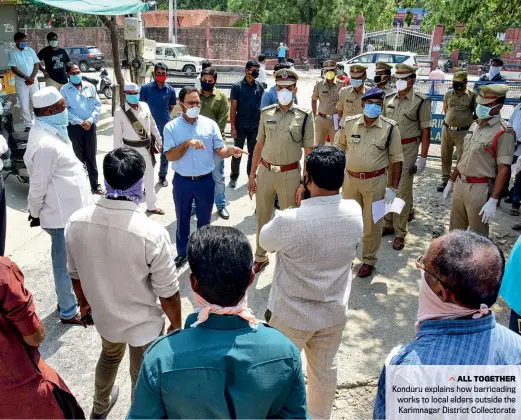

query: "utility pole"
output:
168 0 173 43
174 0 178 43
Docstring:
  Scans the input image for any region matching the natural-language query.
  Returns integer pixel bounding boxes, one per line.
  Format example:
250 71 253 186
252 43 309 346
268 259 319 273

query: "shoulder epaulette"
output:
344 114 361 123
262 104 277 112
380 115 397 126
294 105 311 115
414 91 428 100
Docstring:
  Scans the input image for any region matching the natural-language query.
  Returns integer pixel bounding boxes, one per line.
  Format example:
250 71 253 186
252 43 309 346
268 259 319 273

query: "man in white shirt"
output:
257 54 267 89
24 86 92 324
260 146 363 419
8 32 40 131
65 147 182 419
113 82 164 214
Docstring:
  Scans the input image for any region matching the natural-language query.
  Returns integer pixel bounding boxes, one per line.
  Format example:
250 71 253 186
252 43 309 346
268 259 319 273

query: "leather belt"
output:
176 172 212 181
443 122 470 131
347 168 386 180
123 138 151 148
261 158 299 173
401 137 419 145
460 175 489 184
318 112 334 119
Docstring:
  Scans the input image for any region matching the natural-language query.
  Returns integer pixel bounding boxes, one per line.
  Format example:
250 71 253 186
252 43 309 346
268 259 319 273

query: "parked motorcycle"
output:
443 57 454 73
82 68 113 99
458 60 468 71
300 55 310 71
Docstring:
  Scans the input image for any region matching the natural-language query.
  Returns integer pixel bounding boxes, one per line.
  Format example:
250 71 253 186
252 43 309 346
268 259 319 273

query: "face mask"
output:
336 70 343 76
488 66 501 79
396 79 408 91
476 103 498 120
70 74 82 85
155 74 167 83
364 103 382 119
250 70 259 79
49 40 58 48
19 42 27 49
277 88 293 106
325 71 335 81
452 82 465 91
373 75 383 84
126 94 139 105
36 109 70 142
201 81 215 92
350 79 363 88
185 106 200 119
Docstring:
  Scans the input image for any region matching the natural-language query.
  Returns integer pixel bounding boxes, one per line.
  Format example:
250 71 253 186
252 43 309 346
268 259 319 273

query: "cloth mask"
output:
36 109 70 143
364 103 382 119
201 81 215 92
185 106 200 119
396 79 408 91
476 103 498 120
105 177 144 206
19 42 27 49
277 88 293 106
126 94 139 105
49 40 58 48
155 75 167 83
488 66 502 80
452 82 465 91
336 70 344 76
325 71 335 81
415 271 489 333
350 79 363 88
69 74 82 85
250 70 260 79
190 292 258 329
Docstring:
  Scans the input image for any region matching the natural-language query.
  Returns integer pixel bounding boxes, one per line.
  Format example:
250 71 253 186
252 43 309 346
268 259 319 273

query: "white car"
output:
340 51 420 80
153 43 203 75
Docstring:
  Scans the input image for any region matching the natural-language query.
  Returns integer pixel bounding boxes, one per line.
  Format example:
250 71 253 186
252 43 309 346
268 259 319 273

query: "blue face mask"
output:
19 41 27 49
126 94 139 105
364 103 382 119
476 103 498 120
70 74 82 85
351 79 363 88
36 109 70 142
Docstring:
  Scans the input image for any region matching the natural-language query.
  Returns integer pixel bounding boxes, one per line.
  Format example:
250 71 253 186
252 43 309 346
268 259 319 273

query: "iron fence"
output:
261 24 287 58
308 28 339 68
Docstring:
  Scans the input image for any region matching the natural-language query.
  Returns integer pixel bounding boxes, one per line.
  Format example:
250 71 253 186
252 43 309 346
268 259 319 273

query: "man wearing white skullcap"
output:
24 86 92 324
113 82 164 214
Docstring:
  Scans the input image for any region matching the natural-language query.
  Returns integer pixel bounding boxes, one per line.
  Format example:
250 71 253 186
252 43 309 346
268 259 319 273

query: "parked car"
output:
339 51 418 80
153 43 203 76
63 46 105 72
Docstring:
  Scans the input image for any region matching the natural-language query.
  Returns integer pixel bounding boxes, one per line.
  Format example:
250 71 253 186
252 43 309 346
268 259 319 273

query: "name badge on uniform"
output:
321 91 328 93
346 100 353 103
267 120 277 124
351 134 361 138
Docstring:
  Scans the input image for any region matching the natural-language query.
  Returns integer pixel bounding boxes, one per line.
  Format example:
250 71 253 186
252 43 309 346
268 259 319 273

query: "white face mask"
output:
489 66 502 79
396 79 408 92
277 88 294 106
185 106 200 119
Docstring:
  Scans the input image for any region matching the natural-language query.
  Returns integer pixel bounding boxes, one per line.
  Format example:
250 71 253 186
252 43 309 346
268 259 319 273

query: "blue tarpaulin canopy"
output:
27 0 149 15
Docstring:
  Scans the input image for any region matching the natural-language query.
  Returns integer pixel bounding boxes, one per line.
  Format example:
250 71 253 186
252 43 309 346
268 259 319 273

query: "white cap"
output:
280 42 283 46
33 86 63 108
124 82 139 91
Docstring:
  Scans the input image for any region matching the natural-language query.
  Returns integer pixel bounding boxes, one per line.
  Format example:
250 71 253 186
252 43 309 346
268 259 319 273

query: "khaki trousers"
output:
342 171 386 265
255 164 300 262
384 141 418 238
92 336 155 415
269 315 345 419
45 79 64 90
440 126 466 183
314 115 336 146
449 179 490 236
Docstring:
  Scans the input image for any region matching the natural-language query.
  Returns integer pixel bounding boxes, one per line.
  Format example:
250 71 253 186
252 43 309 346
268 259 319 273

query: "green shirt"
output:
199 88 230 138
128 314 308 419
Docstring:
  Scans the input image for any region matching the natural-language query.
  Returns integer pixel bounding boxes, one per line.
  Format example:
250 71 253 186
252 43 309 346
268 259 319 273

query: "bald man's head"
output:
424 230 505 309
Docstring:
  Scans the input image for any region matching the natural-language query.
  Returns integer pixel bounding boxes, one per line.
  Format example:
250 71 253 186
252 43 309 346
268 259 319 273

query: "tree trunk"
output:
99 15 125 104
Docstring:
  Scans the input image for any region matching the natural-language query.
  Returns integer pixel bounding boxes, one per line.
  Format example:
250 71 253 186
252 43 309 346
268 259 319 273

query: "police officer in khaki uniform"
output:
382 63 431 250
337 64 368 127
375 61 394 96
312 59 342 145
437 71 477 192
335 88 403 278
444 84 516 237
248 68 314 273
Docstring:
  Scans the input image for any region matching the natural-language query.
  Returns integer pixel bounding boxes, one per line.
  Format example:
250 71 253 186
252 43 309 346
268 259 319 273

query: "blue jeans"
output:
158 124 169 180
173 173 215 257
213 154 226 209
43 228 79 319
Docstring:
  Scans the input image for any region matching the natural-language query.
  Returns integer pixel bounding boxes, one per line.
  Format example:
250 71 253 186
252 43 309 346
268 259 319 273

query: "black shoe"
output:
504 196 513 204
218 208 230 219
90 385 119 419
437 182 447 192
159 178 168 187
175 255 187 268
24 127 31 132
228 179 237 189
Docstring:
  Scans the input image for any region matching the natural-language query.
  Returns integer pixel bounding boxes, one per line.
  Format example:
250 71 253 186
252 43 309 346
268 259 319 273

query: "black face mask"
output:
251 70 260 79
374 75 382 84
452 82 465 91
201 81 215 92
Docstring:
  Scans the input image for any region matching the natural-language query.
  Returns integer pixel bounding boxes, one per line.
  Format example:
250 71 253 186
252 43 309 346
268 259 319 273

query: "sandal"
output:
510 208 520 216
147 208 165 215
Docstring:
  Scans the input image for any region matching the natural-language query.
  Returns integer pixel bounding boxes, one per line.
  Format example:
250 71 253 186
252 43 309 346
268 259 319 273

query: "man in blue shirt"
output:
61 63 103 194
373 230 521 419
139 62 177 187
163 87 243 268
128 225 308 419
277 42 288 63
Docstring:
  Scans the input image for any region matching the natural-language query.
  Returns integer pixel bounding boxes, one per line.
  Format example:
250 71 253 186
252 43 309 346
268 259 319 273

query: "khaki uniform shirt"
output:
383 89 432 139
443 89 476 128
336 85 367 125
380 84 394 96
312 79 342 115
335 115 404 172
457 116 516 179
257 104 315 165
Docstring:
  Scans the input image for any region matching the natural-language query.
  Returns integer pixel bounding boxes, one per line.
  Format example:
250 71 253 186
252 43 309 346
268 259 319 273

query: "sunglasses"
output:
415 255 453 290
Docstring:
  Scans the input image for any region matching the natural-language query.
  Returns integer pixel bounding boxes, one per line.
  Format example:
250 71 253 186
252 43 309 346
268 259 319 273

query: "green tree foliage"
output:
17 3 101 28
156 0 228 11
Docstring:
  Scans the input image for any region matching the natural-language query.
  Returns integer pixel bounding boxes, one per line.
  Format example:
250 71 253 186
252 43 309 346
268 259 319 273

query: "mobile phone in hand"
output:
81 311 94 326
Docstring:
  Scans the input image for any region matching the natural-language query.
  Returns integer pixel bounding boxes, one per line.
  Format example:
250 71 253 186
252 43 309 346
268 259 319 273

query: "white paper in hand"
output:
372 198 406 223
512 159 521 175
333 114 339 131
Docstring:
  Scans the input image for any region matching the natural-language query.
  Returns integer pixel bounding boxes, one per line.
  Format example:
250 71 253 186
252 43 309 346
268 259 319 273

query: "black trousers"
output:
230 125 258 180
68 124 99 189
0 174 6 256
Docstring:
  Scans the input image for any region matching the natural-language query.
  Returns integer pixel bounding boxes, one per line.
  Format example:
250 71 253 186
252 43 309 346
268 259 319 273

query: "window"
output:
155 47 163 56
87 48 102 54
71 48 82 55
358 54 374 63
165 48 175 57
376 54 393 63
174 46 190 57
393 55 409 63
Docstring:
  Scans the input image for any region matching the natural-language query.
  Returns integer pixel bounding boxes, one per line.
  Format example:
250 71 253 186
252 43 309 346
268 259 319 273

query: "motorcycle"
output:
458 60 468 71
82 68 112 99
300 55 310 71
443 58 454 73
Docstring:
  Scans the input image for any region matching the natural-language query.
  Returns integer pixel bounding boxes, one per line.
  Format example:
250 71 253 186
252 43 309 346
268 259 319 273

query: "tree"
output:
98 15 125 103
